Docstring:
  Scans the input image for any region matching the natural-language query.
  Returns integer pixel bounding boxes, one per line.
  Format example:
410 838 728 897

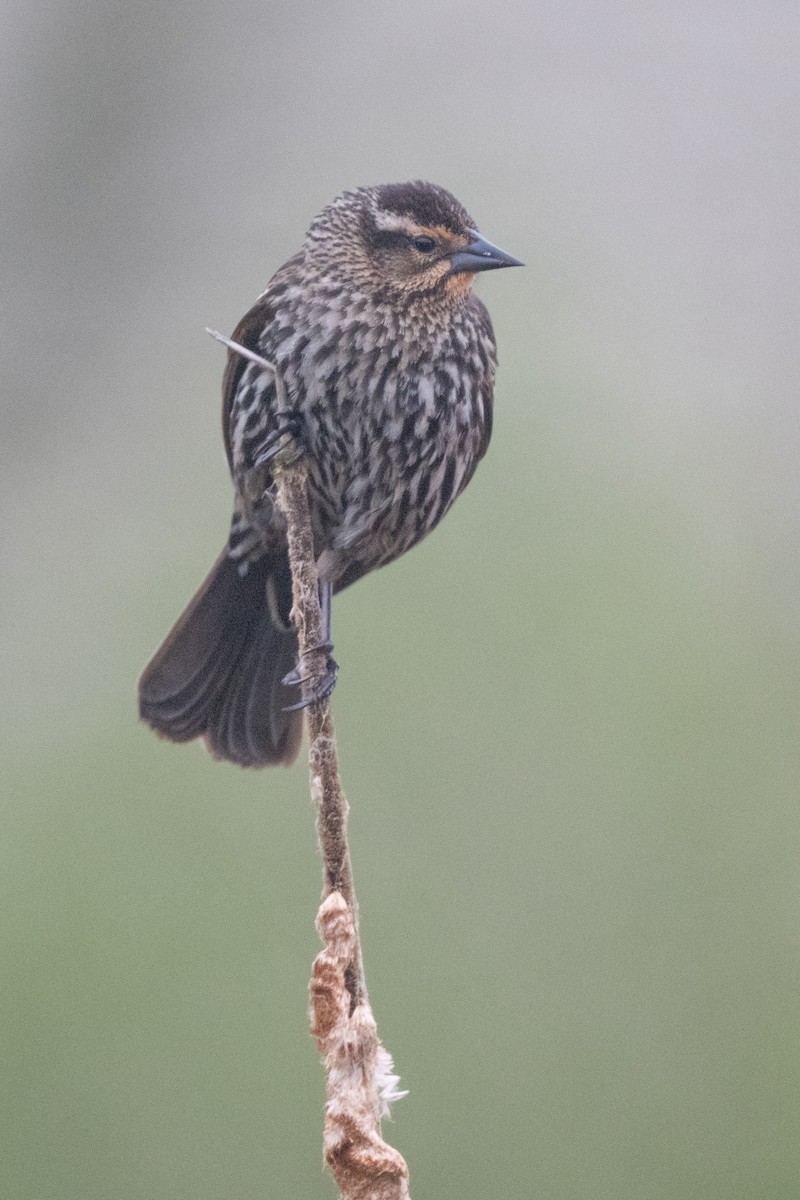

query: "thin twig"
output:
206 327 278 372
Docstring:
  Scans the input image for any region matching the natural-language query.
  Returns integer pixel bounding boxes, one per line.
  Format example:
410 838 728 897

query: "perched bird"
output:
139 181 521 767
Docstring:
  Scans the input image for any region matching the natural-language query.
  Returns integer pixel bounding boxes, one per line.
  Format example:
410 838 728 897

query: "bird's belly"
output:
300 376 482 582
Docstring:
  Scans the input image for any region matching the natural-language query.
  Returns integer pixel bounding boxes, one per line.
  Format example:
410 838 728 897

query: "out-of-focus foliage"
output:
2 2 798 1196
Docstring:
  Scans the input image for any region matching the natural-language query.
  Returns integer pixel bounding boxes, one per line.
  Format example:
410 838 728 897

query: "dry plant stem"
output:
275 455 411 1200
311 894 410 1200
273 454 366 1008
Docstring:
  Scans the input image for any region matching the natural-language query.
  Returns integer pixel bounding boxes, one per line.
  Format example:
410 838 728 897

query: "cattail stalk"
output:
274 453 410 1199
210 331 410 1198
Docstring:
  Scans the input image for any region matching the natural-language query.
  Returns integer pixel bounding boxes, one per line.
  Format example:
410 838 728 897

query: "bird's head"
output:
304 181 522 303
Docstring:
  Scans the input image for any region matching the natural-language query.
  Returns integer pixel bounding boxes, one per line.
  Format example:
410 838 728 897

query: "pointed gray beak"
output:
448 229 524 275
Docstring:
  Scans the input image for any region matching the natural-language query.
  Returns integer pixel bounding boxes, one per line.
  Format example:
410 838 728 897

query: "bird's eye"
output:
412 236 436 253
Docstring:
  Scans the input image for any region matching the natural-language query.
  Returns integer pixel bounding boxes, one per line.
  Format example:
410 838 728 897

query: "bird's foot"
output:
282 642 339 711
253 410 304 469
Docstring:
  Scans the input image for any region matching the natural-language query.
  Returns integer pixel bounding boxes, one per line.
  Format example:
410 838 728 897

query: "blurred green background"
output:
3 2 799 1196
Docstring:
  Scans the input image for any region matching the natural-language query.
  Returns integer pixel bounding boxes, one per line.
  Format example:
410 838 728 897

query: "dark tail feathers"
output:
138 550 303 767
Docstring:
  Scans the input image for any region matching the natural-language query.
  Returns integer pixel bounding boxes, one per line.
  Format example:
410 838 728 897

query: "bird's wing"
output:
221 252 305 474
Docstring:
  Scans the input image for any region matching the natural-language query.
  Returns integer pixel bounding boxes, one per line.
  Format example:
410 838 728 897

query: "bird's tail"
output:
138 549 303 767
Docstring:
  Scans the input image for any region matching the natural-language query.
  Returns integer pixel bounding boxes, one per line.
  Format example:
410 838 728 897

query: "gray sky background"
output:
2 3 799 1197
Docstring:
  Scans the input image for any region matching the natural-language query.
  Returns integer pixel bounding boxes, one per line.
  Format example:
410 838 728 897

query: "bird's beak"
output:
448 229 524 275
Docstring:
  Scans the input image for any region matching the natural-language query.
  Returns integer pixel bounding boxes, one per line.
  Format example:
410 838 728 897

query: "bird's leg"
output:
253 408 305 469
282 578 339 710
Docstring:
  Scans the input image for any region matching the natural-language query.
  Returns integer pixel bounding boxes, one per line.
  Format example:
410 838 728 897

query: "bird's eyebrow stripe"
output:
372 210 419 234
372 215 467 248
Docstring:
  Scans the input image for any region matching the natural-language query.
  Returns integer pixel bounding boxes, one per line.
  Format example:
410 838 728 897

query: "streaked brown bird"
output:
139 181 521 767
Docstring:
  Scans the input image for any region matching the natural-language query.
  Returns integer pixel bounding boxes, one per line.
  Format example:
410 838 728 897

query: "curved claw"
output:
281 664 304 688
253 411 304 469
282 654 339 711
281 640 334 688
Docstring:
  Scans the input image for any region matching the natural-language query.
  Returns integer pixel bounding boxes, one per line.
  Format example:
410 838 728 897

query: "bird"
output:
138 181 521 767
